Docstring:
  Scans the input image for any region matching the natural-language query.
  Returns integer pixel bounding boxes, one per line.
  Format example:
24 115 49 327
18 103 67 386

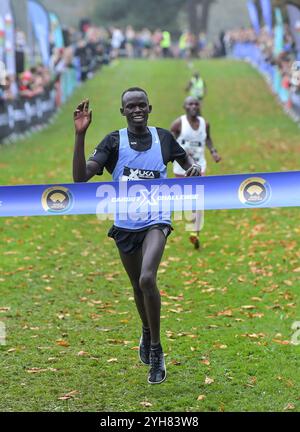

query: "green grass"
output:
0 59 300 412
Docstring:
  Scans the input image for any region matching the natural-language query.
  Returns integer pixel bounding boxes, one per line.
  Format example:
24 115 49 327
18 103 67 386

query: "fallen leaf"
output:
217 309 233 317
284 403 295 411
170 360 181 365
219 403 225 412
285 379 294 388
241 333 266 339
168 256 180 262
247 376 257 386
272 339 290 345
55 340 70 347
77 351 89 356
169 308 183 314
106 339 125 345
140 401 153 407
251 297 262 302
58 390 79 400
214 343 227 349
238 276 246 282
26 368 58 374
197 395 206 401
204 376 214 385
247 312 264 318
201 288 215 294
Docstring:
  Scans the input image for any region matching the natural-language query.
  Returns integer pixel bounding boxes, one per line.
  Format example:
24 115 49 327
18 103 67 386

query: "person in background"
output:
178 31 188 59
152 29 162 58
3 74 18 100
160 30 171 58
171 96 221 249
19 71 35 98
186 72 206 102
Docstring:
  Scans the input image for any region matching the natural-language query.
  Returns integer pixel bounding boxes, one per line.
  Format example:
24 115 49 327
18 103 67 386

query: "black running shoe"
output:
139 328 151 365
189 234 200 250
148 346 167 384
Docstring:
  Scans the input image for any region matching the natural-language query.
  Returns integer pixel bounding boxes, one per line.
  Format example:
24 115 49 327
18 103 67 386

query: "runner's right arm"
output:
185 80 192 93
73 99 101 182
170 117 181 140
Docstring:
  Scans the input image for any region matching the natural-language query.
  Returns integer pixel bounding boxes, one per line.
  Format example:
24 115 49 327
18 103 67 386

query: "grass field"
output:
0 59 300 412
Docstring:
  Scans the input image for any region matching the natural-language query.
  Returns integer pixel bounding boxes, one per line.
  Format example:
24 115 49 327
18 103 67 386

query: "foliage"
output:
95 0 183 32
94 0 216 34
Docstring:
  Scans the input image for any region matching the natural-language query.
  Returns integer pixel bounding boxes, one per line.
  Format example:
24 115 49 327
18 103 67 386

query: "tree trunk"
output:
187 0 198 35
187 0 214 36
199 0 212 33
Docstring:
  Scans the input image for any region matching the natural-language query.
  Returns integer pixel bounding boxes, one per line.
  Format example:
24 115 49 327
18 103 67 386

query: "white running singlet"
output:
173 115 207 175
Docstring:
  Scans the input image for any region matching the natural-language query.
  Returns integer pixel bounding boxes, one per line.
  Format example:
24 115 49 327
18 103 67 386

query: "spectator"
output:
111 27 125 59
160 30 171 58
19 71 35 98
152 29 162 58
4 74 18 100
125 25 135 58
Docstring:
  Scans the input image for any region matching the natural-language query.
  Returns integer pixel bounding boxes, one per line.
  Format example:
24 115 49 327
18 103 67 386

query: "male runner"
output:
72 88 201 384
185 72 206 101
171 96 221 249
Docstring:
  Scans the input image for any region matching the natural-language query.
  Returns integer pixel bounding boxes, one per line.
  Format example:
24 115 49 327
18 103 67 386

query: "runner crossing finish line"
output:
0 171 299 218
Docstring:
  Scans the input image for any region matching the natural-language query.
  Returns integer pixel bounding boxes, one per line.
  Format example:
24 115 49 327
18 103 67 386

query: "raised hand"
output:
74 99 92 134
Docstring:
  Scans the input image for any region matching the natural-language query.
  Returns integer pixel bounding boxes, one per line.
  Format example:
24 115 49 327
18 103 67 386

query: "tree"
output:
95 0 183 33
187 0 216 35
95 0 216 36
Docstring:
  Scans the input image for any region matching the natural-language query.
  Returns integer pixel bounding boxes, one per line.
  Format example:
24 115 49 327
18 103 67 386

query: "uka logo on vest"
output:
95 180 204 227
122 167 160 181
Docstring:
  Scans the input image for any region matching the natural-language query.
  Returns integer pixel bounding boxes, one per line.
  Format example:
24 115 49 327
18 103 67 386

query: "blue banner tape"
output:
0 171 299 218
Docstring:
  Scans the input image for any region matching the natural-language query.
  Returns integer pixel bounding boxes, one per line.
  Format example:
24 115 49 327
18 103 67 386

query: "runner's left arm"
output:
169 132 201 176
177 154 202 176
205 122 221 163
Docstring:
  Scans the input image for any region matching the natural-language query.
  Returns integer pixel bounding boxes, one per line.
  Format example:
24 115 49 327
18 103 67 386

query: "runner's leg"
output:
119 248 149 328
194 169 205 235
139 228 167 345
